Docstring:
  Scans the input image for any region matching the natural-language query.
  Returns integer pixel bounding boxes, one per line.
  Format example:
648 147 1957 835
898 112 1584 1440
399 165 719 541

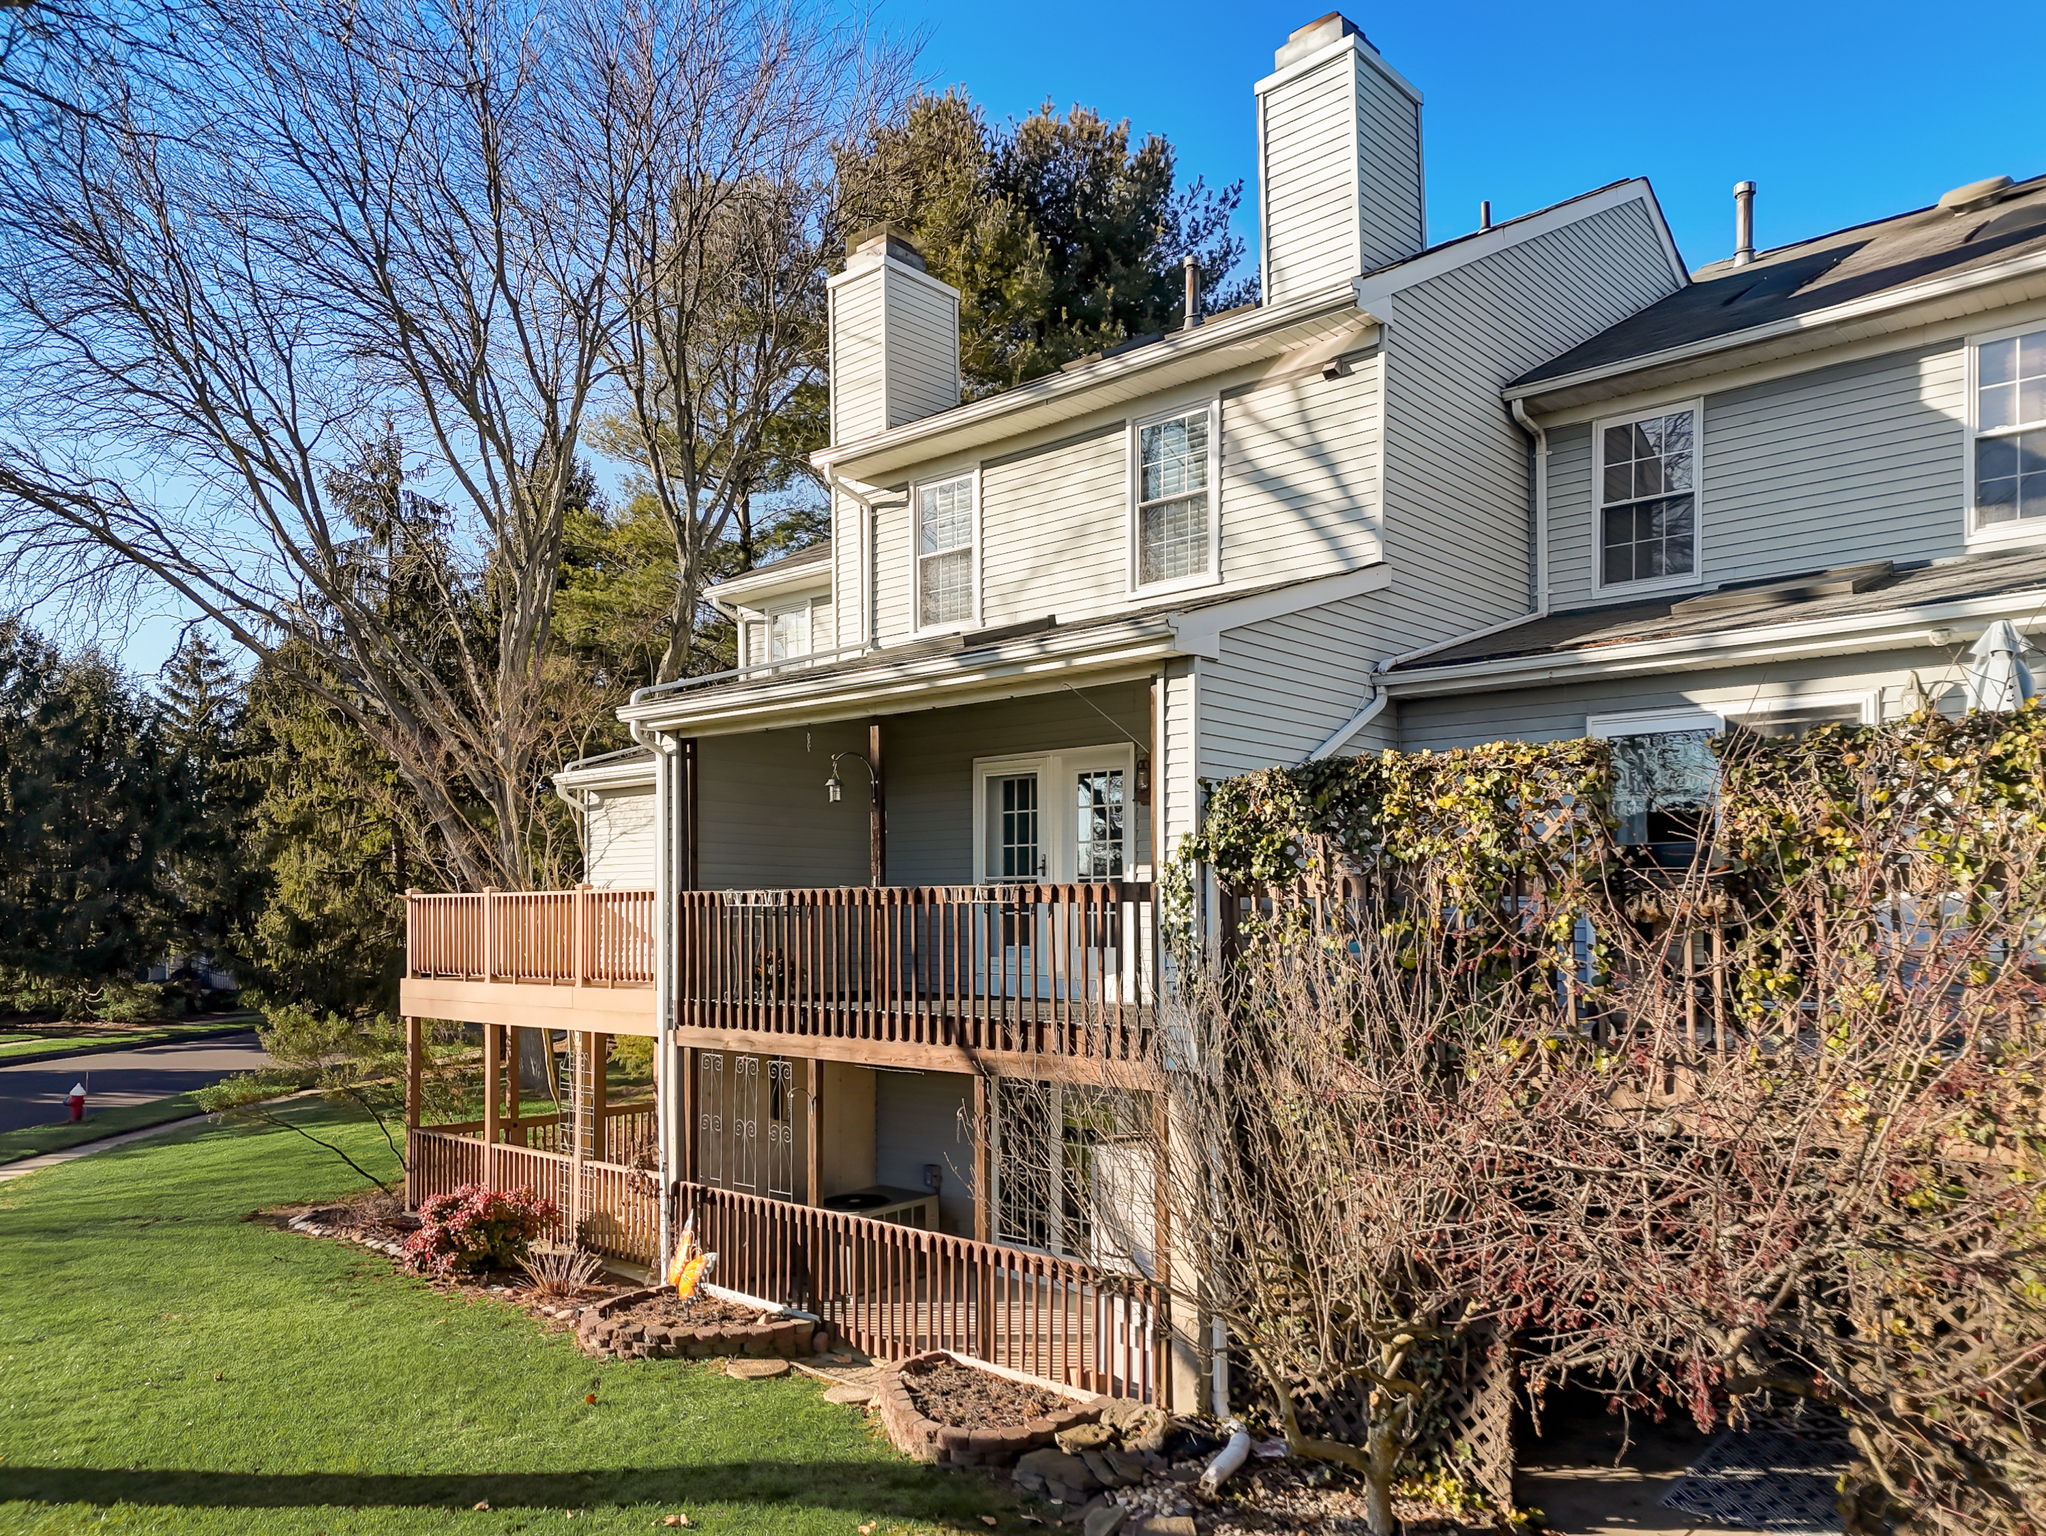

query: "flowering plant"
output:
402 1184 557 1277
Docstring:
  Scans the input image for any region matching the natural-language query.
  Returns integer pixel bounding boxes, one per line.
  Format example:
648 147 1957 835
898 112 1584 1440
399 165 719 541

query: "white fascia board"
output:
811 285 1369 479
619 622 1183 736
1166 562 1393 659
1506 246 2046 410
553 756 657 793
703 560 833 612
1379 588 2046 697
1355 179 1683 309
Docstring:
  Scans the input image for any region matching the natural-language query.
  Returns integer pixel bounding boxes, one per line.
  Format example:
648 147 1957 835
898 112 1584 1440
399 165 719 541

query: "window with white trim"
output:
1597 407 1697 587
915 475 974 628
1973 327 2046 530
1135 408 1213 586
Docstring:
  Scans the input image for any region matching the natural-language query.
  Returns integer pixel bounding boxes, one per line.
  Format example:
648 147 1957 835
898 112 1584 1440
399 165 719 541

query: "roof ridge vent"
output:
1938 175 2016 215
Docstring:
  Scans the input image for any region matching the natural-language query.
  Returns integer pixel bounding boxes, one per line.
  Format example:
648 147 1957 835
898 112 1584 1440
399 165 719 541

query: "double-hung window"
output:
1971 325 2046 533
915 474 975 629
1134 406 1214 587
1596 405 1698 588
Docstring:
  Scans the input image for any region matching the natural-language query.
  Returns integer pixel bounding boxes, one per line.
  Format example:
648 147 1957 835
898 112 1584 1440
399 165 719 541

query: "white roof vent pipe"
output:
1732 180 1756 267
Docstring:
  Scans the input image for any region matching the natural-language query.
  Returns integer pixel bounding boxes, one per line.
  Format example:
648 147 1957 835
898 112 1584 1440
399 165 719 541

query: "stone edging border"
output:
575 1285 818 1361
873 1349 1108 1468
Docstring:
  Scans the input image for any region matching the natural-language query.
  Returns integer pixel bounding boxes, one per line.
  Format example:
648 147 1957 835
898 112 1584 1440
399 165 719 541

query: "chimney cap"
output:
847 223 928 270
1275 11 1366 68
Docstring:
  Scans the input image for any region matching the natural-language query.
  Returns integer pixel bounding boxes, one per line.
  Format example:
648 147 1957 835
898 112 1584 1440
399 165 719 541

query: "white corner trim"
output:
1167 561 1393 659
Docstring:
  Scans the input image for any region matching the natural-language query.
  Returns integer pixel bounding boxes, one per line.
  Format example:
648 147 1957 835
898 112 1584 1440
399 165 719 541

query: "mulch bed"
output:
596 1290 761 1328
903 1355 1071 1428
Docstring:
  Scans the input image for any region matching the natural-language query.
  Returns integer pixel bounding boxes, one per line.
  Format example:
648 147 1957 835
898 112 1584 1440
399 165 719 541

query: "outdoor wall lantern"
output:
825 751 879 805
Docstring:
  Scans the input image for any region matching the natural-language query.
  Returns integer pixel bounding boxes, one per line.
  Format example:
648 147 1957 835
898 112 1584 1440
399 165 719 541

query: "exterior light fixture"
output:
826 751 878 805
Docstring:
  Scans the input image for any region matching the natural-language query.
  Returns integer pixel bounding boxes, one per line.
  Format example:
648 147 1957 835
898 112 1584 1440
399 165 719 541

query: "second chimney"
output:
827 227 961 444
1256 13 1426 304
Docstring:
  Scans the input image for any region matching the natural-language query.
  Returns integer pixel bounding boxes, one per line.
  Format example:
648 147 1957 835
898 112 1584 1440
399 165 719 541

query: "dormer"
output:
1256 12 1426 303
705 543 834 669
826 228 962 445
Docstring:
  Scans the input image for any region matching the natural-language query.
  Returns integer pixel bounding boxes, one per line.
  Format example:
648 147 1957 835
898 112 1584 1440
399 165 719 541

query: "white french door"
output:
973 746 1134 999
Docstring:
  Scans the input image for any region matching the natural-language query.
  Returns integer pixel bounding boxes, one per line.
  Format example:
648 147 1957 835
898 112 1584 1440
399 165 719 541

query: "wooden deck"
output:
405 1130 1167 1404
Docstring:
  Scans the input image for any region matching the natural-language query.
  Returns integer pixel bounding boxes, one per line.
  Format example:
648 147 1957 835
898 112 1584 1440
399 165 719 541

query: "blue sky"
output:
883 0 2046 274
103 0 2046 678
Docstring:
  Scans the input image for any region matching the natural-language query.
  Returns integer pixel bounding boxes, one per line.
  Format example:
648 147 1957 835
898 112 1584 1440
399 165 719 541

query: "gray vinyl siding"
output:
874 1070 975 1235
1195 590 1404 778
1259 51 1359 301
883 272 961 428
695 723 872 889
980 426 1127 629
828 277 887 443
882 683 1154 885
1382 198 1683 650
1260 45 1424 302
1547 342 1971 609
584 786 657 889
1393 643 1969 753
1219 357 1382 580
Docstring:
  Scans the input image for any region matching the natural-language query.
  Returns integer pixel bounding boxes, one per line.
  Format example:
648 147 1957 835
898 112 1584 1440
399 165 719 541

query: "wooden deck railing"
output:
406 887 656 986
409 1128 659 1265
676 882 1156 1062
683 1181 1166 1404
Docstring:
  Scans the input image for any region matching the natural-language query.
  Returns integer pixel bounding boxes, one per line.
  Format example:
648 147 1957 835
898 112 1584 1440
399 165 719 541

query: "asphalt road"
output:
0 1032 271 1135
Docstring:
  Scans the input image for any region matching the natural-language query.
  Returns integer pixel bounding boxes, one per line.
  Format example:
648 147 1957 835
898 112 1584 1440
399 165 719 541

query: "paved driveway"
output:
0 1032 270 1135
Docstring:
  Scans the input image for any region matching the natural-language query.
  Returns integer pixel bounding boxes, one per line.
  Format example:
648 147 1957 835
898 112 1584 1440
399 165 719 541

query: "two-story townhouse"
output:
396 11 1692 1407
1381 171 2046 851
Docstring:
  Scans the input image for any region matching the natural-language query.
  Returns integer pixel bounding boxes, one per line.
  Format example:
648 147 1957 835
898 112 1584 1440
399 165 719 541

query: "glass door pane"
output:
1072 767 1126 879
985 772 1041 881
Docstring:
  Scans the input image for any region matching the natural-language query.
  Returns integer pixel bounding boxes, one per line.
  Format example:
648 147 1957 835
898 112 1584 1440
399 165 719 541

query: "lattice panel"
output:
1412 1332 1516 1510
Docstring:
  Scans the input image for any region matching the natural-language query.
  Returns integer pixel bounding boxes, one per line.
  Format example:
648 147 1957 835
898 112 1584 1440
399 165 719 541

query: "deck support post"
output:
972 1073 991 1245
404 1017 422 1209
680 1046 698 1187
589 1032 609 1161
481 1020 502 1185
805 1059 822 1205
867 718 885 886
505 1026 522 1144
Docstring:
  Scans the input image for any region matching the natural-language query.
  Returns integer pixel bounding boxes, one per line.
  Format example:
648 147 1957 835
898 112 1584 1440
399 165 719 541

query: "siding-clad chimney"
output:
1256 13 1425 304
826 227 961 444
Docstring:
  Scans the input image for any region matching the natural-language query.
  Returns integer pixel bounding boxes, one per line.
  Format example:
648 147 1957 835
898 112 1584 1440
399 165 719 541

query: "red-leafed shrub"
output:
402 1184 557 1277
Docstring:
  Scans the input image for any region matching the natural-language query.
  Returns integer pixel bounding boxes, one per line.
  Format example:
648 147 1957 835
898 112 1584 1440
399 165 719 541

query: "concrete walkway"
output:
0 1031 269 1134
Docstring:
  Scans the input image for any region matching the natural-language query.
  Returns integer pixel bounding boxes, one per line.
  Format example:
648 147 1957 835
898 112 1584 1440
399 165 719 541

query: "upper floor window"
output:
1135 407 1215 588
1596 405 1698 589
1972 326 2046 533
916 474 975 628
741 601 812 668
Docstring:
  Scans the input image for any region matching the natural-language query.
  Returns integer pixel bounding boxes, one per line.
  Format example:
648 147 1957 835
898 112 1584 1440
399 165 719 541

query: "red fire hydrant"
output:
67 1082 86 1123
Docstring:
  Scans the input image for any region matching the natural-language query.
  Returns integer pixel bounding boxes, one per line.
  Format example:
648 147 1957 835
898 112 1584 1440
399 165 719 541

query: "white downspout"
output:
822 465 888 650
631 719 681 1267
1511 396 1551 617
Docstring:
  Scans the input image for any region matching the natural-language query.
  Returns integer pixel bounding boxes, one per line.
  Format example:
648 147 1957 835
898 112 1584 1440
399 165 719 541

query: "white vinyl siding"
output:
1218 357 1382 579
1546 342 1970 610
584 786 657 888
883 273 962 428
1381 198 1684 645
978 426 1128 628
827 276 888 443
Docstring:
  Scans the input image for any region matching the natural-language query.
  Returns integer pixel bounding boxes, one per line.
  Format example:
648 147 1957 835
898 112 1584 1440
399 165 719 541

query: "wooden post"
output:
682 738 700 891
404 889 421 979
404 1017 422 1210
481 888 499 982
806 1058 823 1205
481 1022 502 1188
504 1026 522 1144
573 884 590 987
972 1073 992 1244
590 1032 609 1161
868 718 885 887
681 1046 699 1187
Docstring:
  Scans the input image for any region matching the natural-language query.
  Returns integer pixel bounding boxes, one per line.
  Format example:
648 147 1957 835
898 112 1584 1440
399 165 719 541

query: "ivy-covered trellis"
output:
1129 710 2046 1536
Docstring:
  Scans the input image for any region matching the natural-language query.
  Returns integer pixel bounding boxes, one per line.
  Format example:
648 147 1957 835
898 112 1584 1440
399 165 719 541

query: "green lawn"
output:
0 1107 1014 1535
0 1089 211 1166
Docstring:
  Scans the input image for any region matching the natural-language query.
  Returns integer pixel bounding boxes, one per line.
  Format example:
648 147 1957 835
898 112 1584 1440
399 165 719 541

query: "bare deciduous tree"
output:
0 0 910 884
